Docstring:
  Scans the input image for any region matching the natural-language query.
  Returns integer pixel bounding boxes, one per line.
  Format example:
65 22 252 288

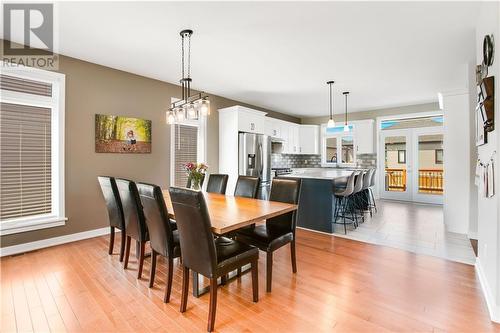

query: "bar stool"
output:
333 171 358 234
351 170 366 224
368 168 378 213
360 169 374 217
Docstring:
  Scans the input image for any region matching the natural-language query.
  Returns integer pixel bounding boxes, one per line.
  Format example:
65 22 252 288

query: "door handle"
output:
258 144 264 175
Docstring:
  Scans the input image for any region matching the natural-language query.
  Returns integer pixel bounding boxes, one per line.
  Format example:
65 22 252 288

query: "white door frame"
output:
378 125 444 204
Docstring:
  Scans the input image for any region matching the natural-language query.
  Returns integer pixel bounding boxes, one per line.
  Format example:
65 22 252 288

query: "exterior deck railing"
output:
384 168 444 194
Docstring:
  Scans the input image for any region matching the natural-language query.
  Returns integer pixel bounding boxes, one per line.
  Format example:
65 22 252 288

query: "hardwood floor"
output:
1 229 498 332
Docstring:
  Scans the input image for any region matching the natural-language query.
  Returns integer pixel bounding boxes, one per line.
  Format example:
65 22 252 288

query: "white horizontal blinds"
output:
0 102 52 220
174 125 198 187
0 75 52 97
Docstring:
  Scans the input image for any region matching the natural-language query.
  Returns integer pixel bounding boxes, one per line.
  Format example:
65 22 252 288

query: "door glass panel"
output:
326 137 337 163
417 134 444 195
341 136 354 163
384 136 407 192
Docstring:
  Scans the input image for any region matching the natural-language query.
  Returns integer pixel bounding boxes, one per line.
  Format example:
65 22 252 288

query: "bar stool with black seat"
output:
98 176 126 262
236 178 301 293
333 171 358 234
206 174 229 194
169 187 259 332
137 183 181 303
351 170 366 224
360 169 375 216
116 178 149 279
234 175 260 198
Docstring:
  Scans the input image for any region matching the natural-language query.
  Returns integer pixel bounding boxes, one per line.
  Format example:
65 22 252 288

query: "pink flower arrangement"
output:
183 162 208 189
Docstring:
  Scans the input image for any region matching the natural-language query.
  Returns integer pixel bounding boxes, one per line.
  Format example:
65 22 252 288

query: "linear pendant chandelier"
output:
166 29 210 124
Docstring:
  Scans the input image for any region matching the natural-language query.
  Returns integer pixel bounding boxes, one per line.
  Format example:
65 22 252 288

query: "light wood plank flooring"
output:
1 229 498 332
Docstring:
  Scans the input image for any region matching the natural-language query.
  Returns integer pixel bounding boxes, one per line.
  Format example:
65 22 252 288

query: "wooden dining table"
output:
162 190 298 296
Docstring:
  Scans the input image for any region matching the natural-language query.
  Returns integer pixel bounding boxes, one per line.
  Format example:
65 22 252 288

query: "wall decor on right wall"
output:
475 34 495 146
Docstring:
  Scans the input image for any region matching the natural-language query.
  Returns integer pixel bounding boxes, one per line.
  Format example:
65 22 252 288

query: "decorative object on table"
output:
342 91 350 132
326 80 336 128
183 162 208 190
166 29 210 125
95 114 151 153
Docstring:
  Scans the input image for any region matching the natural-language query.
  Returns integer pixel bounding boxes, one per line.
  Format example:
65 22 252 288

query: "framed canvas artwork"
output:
95 114 152 153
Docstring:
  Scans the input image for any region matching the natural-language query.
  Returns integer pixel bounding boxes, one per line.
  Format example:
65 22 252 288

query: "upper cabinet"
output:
265 118 282 139
353 120 374 154
236 108 267 134
299 125 319 154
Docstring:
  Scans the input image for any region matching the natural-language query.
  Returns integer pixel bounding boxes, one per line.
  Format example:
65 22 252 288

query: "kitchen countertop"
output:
282 169 354 180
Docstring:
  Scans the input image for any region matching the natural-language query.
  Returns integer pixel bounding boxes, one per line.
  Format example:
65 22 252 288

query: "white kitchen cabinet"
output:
237 108 266 134
353 120 374 154
299 125 319 154
288 124 300 154
265 118 282 138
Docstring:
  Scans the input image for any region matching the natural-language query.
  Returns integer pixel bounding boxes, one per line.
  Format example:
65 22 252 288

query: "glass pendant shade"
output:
187 103 197 119
344 124 350 132
200 99 210 116
327 118 335 128
166 111 175 124
175 107 185 122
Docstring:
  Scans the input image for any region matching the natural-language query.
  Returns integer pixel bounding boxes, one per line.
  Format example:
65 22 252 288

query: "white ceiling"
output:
3 2 480 117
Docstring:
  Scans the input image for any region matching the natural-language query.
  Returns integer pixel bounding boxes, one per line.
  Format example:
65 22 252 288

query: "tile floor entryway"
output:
332 199 476 265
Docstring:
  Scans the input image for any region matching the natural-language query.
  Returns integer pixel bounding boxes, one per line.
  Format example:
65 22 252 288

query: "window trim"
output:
0 65 66 235
169 98 207 187
320 124 357 167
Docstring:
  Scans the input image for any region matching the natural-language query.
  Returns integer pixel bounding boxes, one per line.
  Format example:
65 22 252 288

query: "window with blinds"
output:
173 125 198 187
0 75 54 221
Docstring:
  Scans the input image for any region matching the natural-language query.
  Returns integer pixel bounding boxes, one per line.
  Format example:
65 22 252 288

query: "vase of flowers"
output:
183 162 208 190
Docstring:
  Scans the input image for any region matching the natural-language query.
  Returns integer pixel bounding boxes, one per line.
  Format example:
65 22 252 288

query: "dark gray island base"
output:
279 169 352 233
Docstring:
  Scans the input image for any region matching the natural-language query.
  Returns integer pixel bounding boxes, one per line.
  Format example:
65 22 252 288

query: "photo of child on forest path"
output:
95 114 151 153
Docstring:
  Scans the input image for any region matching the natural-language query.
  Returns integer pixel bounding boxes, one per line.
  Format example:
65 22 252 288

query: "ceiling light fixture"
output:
343 91 350 132
166 29 210 124
327 81 335 128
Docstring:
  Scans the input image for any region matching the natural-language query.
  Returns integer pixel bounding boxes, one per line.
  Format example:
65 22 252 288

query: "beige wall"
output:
0 53 298 248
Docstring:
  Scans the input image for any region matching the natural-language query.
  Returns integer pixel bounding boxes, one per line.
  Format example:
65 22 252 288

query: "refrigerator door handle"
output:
258 143 264 177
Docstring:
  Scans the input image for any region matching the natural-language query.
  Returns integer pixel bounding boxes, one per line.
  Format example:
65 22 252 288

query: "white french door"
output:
379 126 444 204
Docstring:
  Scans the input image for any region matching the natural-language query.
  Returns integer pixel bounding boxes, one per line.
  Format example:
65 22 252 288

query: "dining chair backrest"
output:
234 176 260 198
97 176 125 230
266 178 302 235
362 169 373 190
137 183 175 258
169 187 217 277
116 178 148 242
335 171 357 197
206 174 229 194
186 173 205 189
369 168 377 187
353 171 364 194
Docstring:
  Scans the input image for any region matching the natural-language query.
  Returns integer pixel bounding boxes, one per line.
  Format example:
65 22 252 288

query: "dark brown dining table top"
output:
162 190 298 235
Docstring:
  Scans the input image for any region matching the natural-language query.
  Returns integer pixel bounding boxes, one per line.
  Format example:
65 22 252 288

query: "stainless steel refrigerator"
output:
238 132 271 200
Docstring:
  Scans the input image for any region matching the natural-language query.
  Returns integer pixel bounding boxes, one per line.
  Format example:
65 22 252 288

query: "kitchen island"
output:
279 169 355 233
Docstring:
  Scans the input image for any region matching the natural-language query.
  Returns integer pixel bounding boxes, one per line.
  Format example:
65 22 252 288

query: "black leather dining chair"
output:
236 178 301 292
234 176 260 198
169 187 259 332
116 178 149 279
206 174 229 194
98 176 126 262
137 183 181 303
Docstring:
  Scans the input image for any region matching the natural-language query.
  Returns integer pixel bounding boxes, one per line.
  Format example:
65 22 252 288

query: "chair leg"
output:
221 274 227 285
266 252 273 293
108 226 115 255
251 259 259 302
135 240 141 259
119 229 126 262
369 188 378 212
137 241 146 279
237 267 242 277
180 266 189 313
290 240 297 273
164 257 174 303
149 250 157 288
124 236 131 269
208 278 218 332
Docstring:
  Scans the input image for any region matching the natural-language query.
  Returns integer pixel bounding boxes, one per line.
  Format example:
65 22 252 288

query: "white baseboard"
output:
296 226 333 236
0 227 111 257
475 258 500 323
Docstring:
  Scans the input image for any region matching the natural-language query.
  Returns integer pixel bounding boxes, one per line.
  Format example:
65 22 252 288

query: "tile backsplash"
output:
271 153 377 169
271 154 321 169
